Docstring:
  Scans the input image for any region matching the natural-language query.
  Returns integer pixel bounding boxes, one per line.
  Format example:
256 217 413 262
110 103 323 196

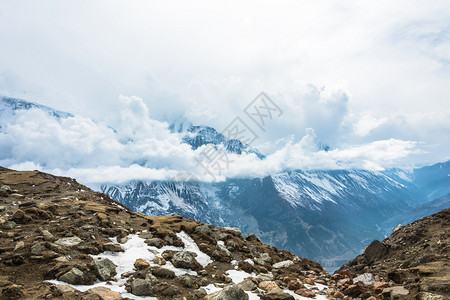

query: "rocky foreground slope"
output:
338 208 449 299
0 167 448 299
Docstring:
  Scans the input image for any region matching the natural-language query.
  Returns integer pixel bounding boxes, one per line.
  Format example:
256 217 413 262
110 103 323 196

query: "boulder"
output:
131 278 153 296
145 238 164 248
364 240 388 263
272 260 294 269
172 251 201 270
85 286 123 300
103 242 123 252
222 227 242 237
134 258 150 269
59 268 84 285
382 286 409 299
195 224 212 235
55 237 82 247
205 284 249 300
353 273 378 285
237 279 257 291
94 257 117 281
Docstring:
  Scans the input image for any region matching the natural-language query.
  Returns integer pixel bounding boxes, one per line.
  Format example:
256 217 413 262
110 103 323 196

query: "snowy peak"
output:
0 96 73 119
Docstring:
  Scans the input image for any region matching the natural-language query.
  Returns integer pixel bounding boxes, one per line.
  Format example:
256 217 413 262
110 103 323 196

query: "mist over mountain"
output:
1 96 448 273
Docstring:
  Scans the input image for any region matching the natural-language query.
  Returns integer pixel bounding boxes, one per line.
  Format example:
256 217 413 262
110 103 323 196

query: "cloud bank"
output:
0 95 426 184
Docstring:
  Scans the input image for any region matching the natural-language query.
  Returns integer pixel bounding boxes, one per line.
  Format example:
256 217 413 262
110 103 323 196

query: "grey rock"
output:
103 242 123 252
162 285 181 296
172 251 199 270
255 253 272 266
353 273 378 285
222 227 242 237
55 236 82 247
41 230 55 241
131 278 153 296
383 286 409 299
272 260 294 269
237 279 257 291
30 243 47 253
94 257 117 281
205 284 249 300
59 267 84 285
195 224 212 235
145 238 164 248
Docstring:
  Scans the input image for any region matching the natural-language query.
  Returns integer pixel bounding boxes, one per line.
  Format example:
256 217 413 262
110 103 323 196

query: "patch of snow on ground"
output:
176 231 213 267
225 269 255 284
47 232 213 298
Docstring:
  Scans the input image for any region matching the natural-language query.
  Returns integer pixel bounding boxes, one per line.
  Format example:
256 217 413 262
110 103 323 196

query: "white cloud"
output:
0 1 449 183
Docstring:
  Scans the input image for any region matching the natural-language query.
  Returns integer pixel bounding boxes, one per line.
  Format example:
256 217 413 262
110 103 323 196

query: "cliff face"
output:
338 208 449 299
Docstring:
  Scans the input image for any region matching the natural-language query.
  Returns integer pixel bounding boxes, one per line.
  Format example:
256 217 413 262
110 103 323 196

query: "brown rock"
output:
304 278 315 285
134 258 150 269
86 287 123 300
295 288 314 298
288 279 304 291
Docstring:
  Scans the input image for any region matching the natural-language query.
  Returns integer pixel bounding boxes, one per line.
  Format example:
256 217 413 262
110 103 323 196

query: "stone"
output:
273 260 294 269
162 285 180 296
257 273 275 281
287 280 304 290
145 238 164 248
41 230 55 241
195 224 212 235
393 224 403 232
364 240 388 263
134 258 150 269
59 268 84 285
261 291 294 300
179 275 196 288
216 244 231 257
30 243 47 253
54 284 77 294
205 284 249 300
151 267 176 278
222 227 242 237
353 273 378 285
172 251 200 270
55 236 82 247
417 292 446 300
259 281 281 293
237 279 257 291
295 288 314 298
245 233 260 242
94 257 117 281
304 278 315 285
152 255 166 265
382 286 409 299
14 241 24 251
86 287 123 300
131 278 153 296
103 242 123 252
255 253 272 266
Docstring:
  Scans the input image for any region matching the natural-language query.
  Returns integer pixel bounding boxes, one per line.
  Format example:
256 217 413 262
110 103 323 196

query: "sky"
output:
0 0 449 184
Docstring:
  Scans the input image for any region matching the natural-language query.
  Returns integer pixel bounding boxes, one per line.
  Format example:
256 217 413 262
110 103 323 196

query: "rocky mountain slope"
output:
338 208 449 299
0 167 370 299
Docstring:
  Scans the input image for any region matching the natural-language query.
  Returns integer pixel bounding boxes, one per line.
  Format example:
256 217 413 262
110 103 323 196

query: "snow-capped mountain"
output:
169 119 265 158
0 96 72 121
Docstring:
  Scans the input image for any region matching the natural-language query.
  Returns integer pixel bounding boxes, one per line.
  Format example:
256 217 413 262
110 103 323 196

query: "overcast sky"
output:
0 1 449 183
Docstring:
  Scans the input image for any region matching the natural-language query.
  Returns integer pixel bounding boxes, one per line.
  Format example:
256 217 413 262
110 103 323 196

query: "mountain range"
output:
1 95 449 272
